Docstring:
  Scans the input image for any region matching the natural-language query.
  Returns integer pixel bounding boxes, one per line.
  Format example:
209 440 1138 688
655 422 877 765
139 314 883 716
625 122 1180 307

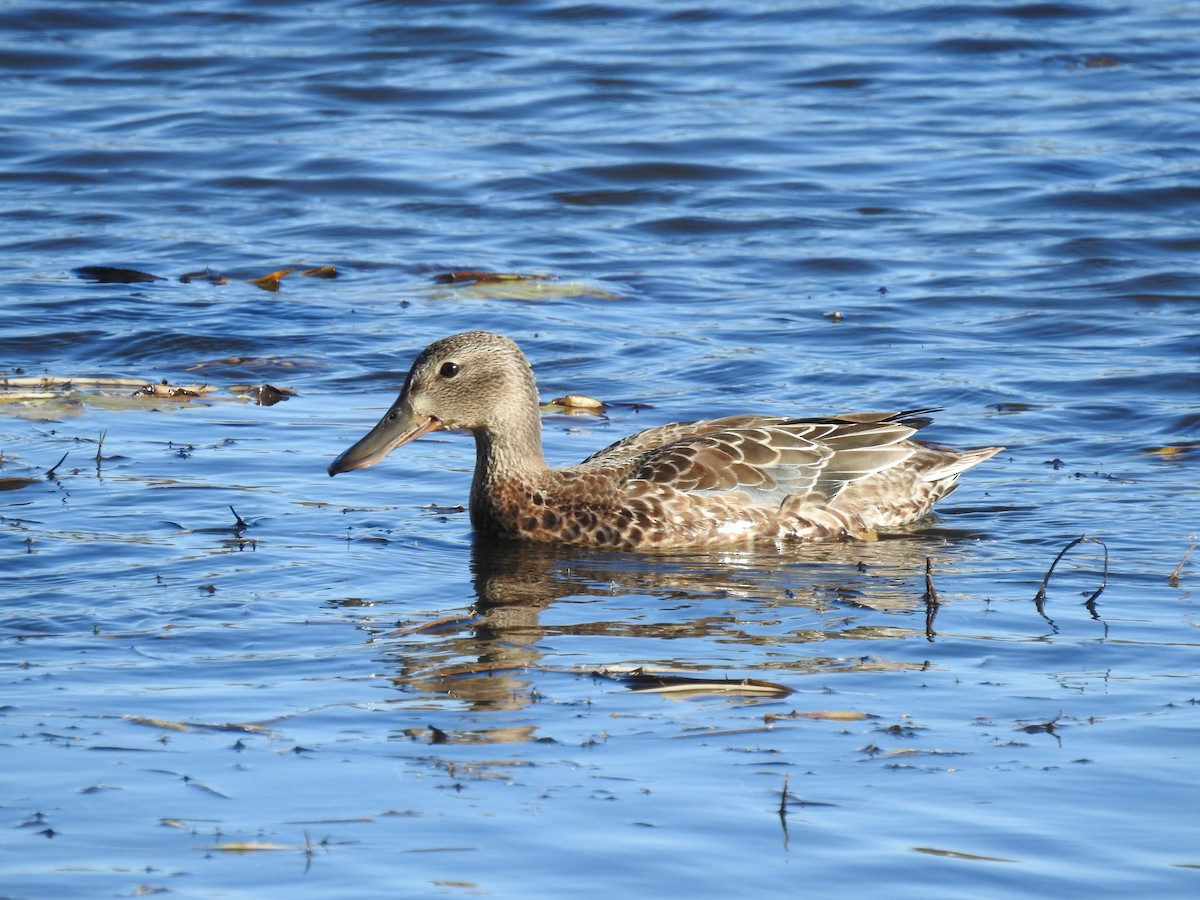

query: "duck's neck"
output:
473 413 549 483
467 400 551 530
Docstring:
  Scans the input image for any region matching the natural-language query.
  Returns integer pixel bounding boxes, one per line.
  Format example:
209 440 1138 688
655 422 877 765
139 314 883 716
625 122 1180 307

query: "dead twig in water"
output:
1169 543 1196 588
229 505 249 534
45 451 68 479
778 772 790 851
923 557 940 641
1033 535 1109 623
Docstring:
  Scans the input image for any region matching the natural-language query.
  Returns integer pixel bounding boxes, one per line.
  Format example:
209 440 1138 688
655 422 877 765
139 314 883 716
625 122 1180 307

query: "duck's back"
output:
519 409 999 548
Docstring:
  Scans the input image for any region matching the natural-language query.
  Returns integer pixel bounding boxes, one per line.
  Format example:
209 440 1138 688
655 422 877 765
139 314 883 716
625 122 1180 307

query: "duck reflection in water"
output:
380 530 985 733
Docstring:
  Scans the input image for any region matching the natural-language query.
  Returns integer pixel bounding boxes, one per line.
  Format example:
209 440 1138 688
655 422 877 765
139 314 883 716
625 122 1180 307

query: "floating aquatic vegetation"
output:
594 667 792 698
301 265 338 278
179 268 230 285
74 266 166 283
912 846 1016 863
76 264 337 288
0 374 295 414
429 270 623 300
248 267 293 291
543 393 608 417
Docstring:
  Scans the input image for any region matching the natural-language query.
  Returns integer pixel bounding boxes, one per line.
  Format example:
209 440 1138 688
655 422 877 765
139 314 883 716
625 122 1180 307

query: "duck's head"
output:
328 331 539 476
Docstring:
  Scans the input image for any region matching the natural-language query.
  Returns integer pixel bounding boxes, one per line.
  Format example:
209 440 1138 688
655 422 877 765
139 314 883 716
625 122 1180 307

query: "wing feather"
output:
580 411 931 507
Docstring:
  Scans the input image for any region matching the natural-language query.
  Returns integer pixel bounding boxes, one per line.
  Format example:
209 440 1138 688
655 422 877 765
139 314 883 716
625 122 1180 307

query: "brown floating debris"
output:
74 266 166 284
188 356 307 371
765 710 874 723
1169 544 1196 588
602 668 792 698
134 379 212 400
180 268 230 285
78 264 337 288
249 268 294 291
204 842 298 854
301 265 338 278
1143 440 1200 459
433 271 540 284
122 714 270 734
0 477 41 492
227 383 295 406
911 846 1016 863
548 394 605 410
123 715 189 732
1 375 152 390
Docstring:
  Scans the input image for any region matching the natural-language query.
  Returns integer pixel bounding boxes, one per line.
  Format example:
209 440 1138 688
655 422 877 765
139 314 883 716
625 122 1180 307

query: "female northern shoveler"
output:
328 331 1002 550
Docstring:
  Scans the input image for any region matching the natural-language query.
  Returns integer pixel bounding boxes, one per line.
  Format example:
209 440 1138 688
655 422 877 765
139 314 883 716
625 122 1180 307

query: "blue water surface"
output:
2 1 1199 897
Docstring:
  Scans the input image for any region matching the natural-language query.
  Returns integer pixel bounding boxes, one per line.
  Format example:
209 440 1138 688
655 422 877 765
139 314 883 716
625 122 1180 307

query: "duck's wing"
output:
603 411 934 506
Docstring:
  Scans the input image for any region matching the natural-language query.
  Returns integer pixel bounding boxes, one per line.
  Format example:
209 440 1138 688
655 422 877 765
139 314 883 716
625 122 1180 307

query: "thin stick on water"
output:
923 557 940 641
1033 535 1109 619
923 557 940 606
45 451 68 479
1169 543 1196 587
229 506 249 531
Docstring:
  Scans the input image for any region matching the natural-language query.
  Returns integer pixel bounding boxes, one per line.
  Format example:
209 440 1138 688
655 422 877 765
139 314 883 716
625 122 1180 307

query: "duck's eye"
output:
439 361 460 379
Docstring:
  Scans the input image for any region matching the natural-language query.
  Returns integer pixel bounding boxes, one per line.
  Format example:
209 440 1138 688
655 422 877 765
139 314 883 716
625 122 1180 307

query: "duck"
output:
328 331 1002 550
